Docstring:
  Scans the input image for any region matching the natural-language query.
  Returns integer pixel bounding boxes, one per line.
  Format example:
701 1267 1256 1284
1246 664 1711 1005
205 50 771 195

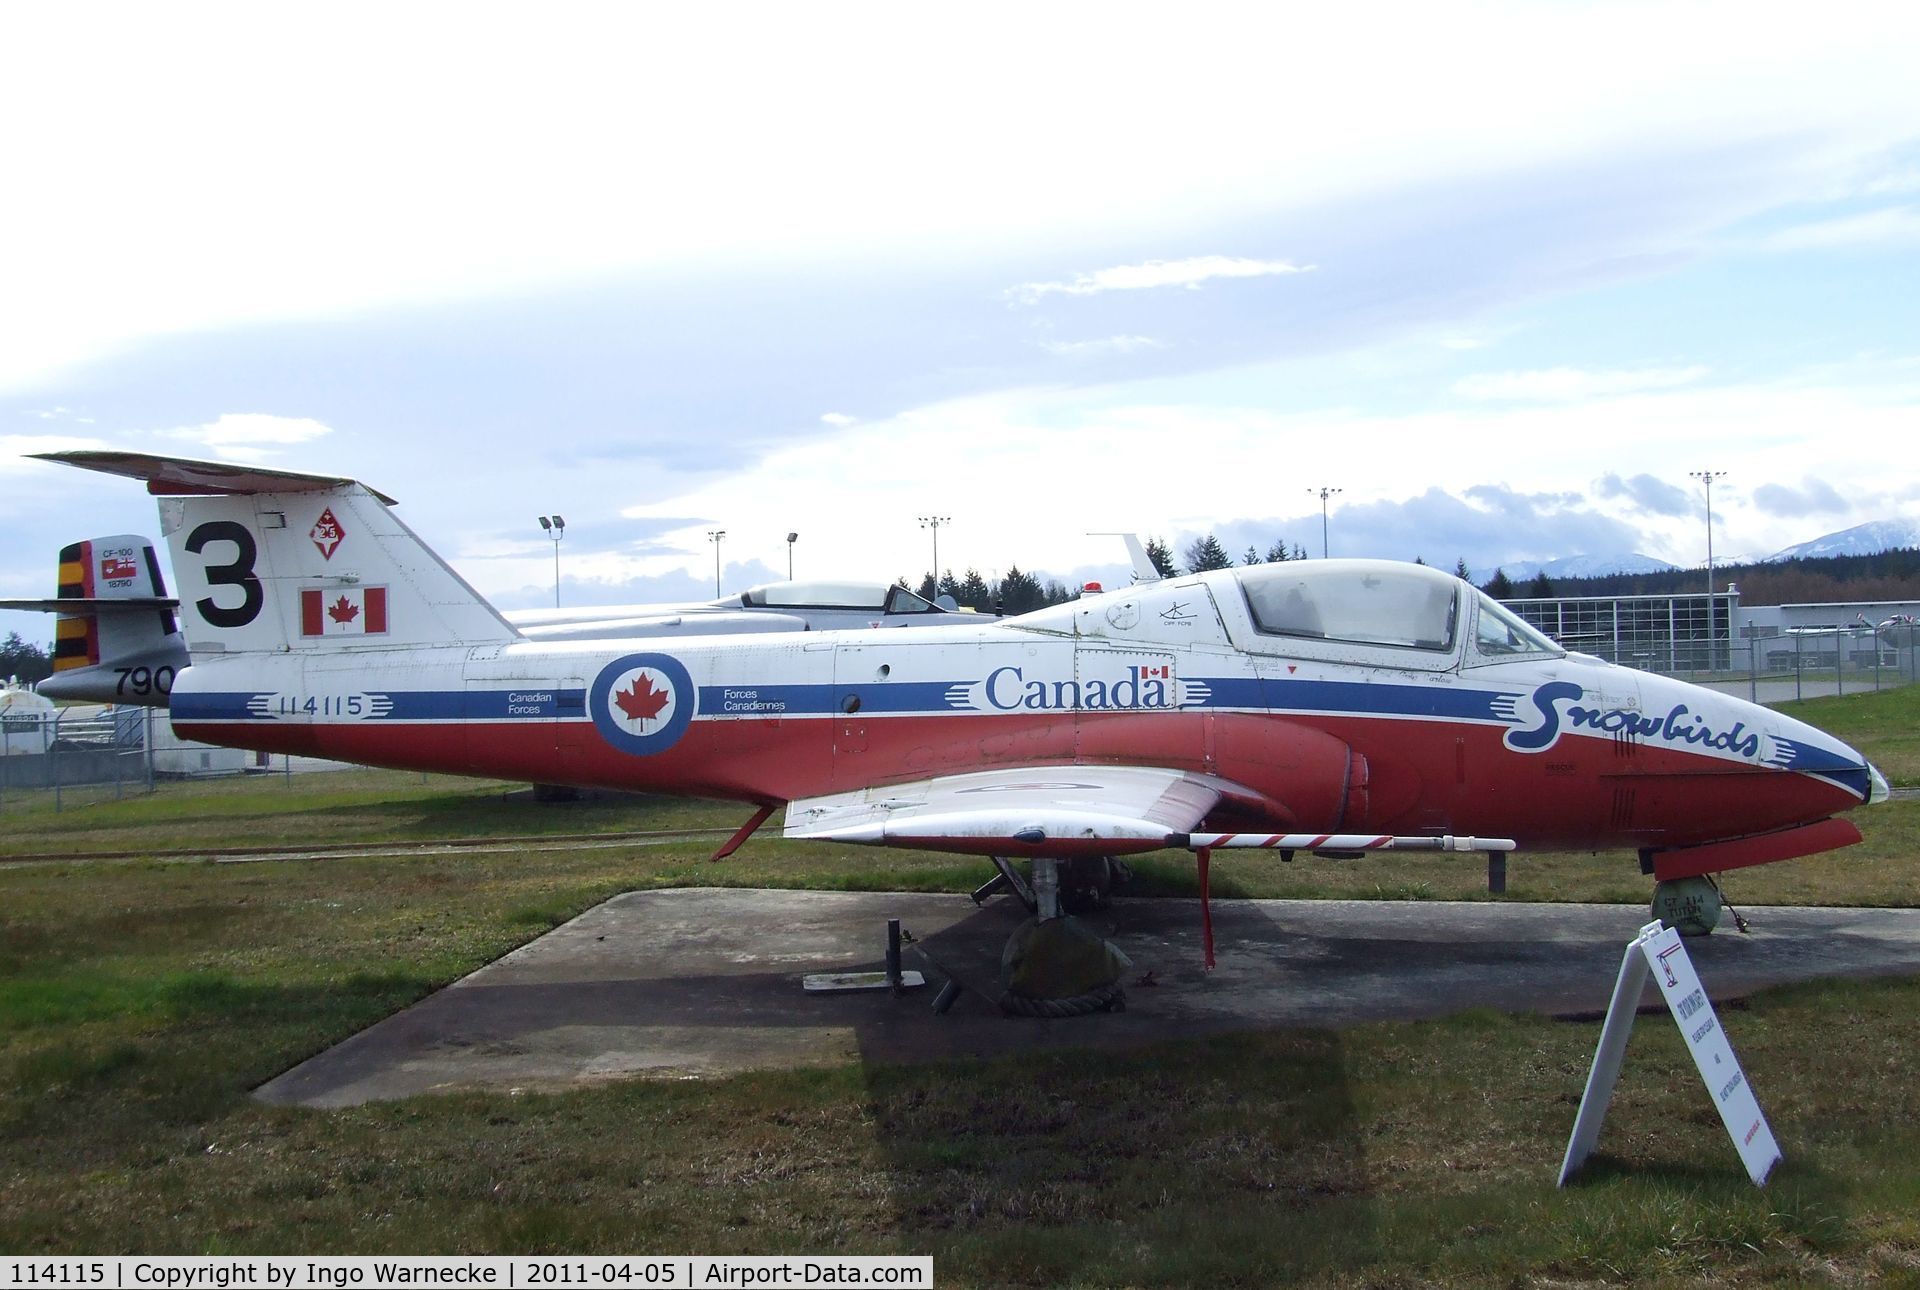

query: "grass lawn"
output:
2 684 1917 1279
1779 682 1920 787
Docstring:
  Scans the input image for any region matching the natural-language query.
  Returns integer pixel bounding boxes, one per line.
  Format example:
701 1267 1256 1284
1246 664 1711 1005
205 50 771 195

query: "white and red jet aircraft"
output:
31 450 1890 965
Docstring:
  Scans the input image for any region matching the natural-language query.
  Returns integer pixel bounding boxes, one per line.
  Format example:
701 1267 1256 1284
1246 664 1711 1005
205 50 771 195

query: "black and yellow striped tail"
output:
53 614 99 671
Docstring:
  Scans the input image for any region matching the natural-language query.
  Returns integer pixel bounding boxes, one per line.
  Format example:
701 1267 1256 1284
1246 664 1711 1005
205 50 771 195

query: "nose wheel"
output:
1652 875 1748 936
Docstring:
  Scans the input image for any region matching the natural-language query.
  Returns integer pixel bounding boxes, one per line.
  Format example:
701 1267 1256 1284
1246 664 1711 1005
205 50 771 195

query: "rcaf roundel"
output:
590 652 696 754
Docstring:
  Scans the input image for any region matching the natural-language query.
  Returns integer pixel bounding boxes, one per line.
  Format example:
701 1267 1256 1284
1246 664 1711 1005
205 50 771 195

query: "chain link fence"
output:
0 706 157 812
1704 628 1920 705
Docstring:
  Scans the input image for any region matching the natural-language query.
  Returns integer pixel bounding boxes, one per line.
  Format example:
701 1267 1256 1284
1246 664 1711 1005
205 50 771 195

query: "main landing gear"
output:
973 856 1132 1016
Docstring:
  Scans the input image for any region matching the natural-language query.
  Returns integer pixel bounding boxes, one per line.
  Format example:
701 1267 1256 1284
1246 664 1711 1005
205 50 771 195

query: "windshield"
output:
1473 592 1564 657
883 586 941 614
1241 563 1459 652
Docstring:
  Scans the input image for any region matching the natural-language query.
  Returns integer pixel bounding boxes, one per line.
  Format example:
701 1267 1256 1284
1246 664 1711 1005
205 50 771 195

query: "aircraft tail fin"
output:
1084 532 1164 585
1120 534 1161 584
32 451 520 656
0 535 189 703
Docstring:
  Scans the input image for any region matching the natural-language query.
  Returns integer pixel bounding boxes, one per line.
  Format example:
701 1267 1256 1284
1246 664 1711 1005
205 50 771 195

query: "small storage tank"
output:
0 681 55 756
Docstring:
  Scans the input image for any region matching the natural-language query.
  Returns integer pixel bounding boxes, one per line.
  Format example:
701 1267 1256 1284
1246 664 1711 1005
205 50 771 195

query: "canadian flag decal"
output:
300 586 389 636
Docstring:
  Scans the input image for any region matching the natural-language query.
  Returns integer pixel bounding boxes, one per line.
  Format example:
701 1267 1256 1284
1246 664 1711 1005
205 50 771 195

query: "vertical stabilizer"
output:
30 451 520 656
156 484 520 654
0 534 187 703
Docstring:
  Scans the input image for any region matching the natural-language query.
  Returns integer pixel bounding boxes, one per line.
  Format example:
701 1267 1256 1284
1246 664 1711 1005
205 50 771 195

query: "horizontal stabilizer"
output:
31 450 398 505
0 597 179 613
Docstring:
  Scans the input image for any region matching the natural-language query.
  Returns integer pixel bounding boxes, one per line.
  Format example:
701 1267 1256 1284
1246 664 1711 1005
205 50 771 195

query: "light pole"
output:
787 531 798 580
707 529 726 596
1690 470 1727 596
918 516 951 585
536 515 565 607
1307 486 1342 558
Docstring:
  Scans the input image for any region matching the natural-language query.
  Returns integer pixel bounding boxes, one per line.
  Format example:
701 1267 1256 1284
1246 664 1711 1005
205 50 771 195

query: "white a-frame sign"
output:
1559 920 1781 1187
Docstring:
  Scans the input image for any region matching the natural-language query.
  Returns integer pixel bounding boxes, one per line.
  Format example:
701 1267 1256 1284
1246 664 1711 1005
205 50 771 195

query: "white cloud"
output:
1 433 109 469
4 7 1920 392
1748 205 1920 251
1039 335 1166 357
1452 365 1709 402
160 413 334 459
819 412 857 427
1012 256 1312 303
595 368 1920 587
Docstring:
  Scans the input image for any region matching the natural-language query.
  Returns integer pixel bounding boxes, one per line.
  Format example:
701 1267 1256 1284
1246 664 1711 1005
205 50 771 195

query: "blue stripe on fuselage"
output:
172 676 1519 725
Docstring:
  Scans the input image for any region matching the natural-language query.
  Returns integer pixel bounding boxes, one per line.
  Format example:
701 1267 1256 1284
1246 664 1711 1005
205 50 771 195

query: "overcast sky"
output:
6 2 1920 647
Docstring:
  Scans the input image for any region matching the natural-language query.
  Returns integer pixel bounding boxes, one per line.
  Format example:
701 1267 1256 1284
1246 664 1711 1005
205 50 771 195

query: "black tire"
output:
1058 856 1114 913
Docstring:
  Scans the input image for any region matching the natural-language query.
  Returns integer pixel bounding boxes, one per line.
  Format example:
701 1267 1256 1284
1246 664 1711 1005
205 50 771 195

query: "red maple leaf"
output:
327 595 360 625
614 673 670 724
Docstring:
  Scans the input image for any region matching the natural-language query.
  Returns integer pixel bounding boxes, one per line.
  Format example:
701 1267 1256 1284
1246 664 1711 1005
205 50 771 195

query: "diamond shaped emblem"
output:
310 507 345 560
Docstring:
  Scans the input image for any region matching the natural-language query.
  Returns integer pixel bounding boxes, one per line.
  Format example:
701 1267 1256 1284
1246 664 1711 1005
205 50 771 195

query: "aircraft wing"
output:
783 764 1239 857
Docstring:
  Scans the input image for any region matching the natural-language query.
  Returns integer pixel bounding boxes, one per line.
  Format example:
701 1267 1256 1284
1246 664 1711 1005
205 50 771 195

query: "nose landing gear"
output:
1652 874 1751 936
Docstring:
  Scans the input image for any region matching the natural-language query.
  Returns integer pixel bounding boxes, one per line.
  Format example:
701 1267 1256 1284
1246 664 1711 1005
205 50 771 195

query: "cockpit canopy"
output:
1240 561 1461 652
1235 560 1562 663
736 581 942 615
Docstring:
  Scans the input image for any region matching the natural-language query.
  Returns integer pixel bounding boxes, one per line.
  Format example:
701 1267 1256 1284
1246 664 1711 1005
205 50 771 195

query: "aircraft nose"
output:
1766 707 1884 808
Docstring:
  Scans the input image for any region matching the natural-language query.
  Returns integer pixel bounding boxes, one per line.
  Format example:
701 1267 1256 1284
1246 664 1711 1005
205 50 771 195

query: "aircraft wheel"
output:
1652 876 1722 937
1000 914 1132 1014
1058 856 1114 913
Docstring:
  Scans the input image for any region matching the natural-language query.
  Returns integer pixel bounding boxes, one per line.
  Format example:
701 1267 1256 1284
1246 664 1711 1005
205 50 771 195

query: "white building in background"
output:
1502 587 1920 677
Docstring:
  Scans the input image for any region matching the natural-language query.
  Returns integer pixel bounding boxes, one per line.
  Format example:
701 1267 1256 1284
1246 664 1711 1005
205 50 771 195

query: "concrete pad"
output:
255 889 1920 1107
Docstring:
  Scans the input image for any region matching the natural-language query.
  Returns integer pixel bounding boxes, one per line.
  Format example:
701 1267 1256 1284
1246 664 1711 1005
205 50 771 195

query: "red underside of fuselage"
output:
176 707 1864 854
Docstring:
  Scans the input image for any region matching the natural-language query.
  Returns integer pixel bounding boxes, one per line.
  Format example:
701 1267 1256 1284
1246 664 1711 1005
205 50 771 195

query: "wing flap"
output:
784 764 1235 857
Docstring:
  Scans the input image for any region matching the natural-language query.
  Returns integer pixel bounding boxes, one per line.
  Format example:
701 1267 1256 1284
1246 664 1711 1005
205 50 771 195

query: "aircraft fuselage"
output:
167 571 1878 861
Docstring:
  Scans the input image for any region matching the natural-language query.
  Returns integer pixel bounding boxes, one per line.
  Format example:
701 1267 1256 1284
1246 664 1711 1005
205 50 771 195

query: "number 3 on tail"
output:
185 521 263 627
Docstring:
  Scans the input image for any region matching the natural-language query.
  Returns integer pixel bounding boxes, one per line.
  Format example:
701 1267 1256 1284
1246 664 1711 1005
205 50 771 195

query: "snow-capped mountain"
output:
1760 519 1920 563
1495 552 1679 582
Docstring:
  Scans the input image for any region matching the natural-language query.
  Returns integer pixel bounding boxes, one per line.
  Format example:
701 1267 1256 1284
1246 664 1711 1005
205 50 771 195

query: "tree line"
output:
1490 547 1920 607
913 536 1920 616
906 532 1311 614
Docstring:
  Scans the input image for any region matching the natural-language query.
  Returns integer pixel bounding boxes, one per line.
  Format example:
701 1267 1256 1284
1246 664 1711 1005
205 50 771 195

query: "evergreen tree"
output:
1526 571 1554 598
1294 543 1308 561
1485 568 1514 599
914 573 937 600
957 568 991 610
936 570 961 602
1454 557 1471 581
997 565 1045 615
1042 579 1071 605
1413 555 1427 566
1266 540 1291 563
1243 545 1261 567
1182 533 1233 573
1144 537 1177 578
0 632 52 684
